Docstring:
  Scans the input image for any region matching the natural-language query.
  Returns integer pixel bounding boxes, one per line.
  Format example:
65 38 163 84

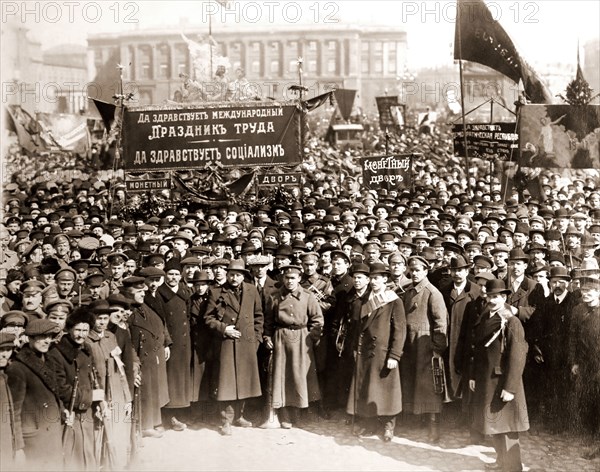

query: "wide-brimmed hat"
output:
449 255 471 270
508 248 529 262
191 270 211 283
549 266 571 280
369 262 390 277
485 278 511 295
350 263 370 275
226 259 250 275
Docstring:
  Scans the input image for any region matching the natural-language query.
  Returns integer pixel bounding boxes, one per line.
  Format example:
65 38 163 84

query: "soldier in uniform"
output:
263 265 324 429
54 268 79 300
300 252 335 416
107 252 129 295
19 280 47 320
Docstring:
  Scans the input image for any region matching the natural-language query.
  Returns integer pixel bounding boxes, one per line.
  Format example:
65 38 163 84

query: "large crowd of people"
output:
1 118 599 472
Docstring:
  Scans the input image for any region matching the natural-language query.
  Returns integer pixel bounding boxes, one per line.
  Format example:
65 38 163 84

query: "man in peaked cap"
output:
55 268 78 300
19 280 47 320
44 298 73 330
402 254 448 444
262 263 324 429
204 259 263 435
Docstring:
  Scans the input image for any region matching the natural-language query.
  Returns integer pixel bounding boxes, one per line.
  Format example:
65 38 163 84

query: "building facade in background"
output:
87 25 408 113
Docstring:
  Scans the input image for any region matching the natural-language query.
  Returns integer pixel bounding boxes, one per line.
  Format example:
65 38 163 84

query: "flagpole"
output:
456 1 471 196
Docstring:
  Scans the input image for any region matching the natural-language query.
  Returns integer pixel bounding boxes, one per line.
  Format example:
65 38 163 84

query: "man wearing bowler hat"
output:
440 255 482 400
528 266 576 432
470 278 529 472
204 259 263 435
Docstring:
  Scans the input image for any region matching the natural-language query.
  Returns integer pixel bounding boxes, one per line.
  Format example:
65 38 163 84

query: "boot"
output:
428 413 440 444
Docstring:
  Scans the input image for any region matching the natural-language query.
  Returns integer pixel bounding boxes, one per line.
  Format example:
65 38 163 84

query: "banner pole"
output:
455 0 471 195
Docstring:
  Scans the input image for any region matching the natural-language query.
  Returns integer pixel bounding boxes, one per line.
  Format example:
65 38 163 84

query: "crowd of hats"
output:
3 117 600 299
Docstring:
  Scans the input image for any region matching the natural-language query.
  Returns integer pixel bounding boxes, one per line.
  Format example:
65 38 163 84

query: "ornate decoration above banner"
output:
452 122 518 161
121 101 302 171
518 105 600 169
361 154 412 190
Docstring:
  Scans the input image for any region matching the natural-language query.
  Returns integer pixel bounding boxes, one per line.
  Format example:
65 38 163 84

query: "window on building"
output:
141 64 151 79
327 58 336 73
328 40 336 51
373 41 383 73
270 60 279 74
289 59 297 73
252 42 261 53
271 41 279 51
309 41 317 51
251 60 260 74
178 63 187 76
388 42 397 74
308 60 317 73
361 42 370 73
159 63 169 78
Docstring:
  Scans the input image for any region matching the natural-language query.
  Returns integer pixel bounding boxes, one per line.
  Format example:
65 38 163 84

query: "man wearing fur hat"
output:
46 308 98 470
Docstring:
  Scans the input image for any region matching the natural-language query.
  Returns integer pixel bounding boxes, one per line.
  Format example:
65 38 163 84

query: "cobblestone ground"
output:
134 410 599 472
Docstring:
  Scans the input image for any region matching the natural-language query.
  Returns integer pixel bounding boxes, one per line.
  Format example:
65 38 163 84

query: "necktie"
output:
555 297 560 304
450 288 458 301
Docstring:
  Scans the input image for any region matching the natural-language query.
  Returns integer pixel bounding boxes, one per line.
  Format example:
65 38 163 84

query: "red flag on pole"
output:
454 0 552 104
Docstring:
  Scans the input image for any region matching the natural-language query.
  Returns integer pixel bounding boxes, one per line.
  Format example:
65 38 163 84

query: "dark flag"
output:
91 98 117 132
88 50 122 103
454 0 552 104
302 91 334 112
5 105 50 154
334 89 357 121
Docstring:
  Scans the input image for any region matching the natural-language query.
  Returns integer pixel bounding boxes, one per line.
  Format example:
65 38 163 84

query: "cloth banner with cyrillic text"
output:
122 103 302 171
361 155 412 190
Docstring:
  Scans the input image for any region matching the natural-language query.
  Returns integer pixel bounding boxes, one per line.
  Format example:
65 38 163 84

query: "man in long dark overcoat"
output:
204 259 263 435
346 263 406 442
6 319 64 470
123 276 170 438
157 260 193 430
470 279 529 472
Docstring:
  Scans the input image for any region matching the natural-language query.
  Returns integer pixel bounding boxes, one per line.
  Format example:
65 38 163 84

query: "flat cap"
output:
24 319 61 337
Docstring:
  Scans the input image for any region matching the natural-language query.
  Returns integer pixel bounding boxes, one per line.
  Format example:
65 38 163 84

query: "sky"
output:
7 0 600 69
